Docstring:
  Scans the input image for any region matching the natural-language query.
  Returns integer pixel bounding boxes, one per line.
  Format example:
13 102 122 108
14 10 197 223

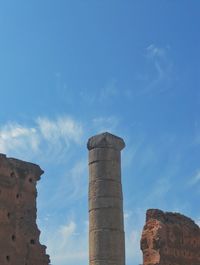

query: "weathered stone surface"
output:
88 132 125 265
87 132 125 151
0 154 50 265
141 208 200 265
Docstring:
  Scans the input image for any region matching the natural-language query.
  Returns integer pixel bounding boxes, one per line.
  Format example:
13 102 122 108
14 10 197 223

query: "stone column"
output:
87 132 125 265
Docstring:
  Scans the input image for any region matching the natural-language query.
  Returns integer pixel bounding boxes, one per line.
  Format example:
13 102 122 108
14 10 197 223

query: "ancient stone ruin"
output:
87 132 126 265
87 133 200 265
0 154 50 265
1 131 200 265
141 208 200 265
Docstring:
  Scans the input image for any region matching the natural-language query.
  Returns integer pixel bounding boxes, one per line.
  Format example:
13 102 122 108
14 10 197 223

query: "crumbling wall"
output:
0 154 50 265
141 209 200 265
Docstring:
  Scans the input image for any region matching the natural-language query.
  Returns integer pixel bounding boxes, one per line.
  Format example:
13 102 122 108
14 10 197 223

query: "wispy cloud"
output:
37 116 82 144
0 116 87 265
0 122 39 154
43 220 88 265
146 44 166 59
0 115 146 265
140 44 173 95
0 116 83 162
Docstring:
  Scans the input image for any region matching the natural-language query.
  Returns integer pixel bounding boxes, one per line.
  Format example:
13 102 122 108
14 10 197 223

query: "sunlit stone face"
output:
87 132 125 265
0 154 50 265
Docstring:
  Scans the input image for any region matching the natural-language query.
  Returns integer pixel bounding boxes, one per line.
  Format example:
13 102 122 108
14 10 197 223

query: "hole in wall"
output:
30 239 35 245
11 235 16 241
10 172 15 178
6 255 10 262
29 178 33 183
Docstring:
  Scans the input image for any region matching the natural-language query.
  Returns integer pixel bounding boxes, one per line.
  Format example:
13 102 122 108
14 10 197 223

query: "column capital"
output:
87 132 125 151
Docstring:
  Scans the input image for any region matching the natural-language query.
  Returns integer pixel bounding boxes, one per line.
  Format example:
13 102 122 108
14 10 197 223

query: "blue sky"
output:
0 1 200 264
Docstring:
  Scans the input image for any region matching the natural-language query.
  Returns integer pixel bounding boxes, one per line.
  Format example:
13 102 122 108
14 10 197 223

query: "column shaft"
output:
87 133 125 265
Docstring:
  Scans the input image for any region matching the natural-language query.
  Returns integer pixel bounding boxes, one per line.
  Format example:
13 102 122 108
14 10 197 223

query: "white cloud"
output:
36 116 82 144
146 44 166 58
140 44 173 95
60 221 76 237
59 221 77 248
0 122 39 155
0 116 83 162
0 116 87 265
43 220 88 265
43 211 144 265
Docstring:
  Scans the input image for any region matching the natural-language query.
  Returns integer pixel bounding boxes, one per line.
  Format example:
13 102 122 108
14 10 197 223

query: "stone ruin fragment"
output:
141 208 200 265
87 132 126 265
1 132 200 265
87 133 200 265
0 153 50 265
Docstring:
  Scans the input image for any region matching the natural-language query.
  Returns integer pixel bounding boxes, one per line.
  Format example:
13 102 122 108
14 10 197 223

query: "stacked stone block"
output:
141 209 200 265
0 154 50 265
87 132 125 265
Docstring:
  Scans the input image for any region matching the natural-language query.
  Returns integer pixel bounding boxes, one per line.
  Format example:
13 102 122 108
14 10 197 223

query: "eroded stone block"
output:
0 154 50 265
88 132 125 265
141 208 200 265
